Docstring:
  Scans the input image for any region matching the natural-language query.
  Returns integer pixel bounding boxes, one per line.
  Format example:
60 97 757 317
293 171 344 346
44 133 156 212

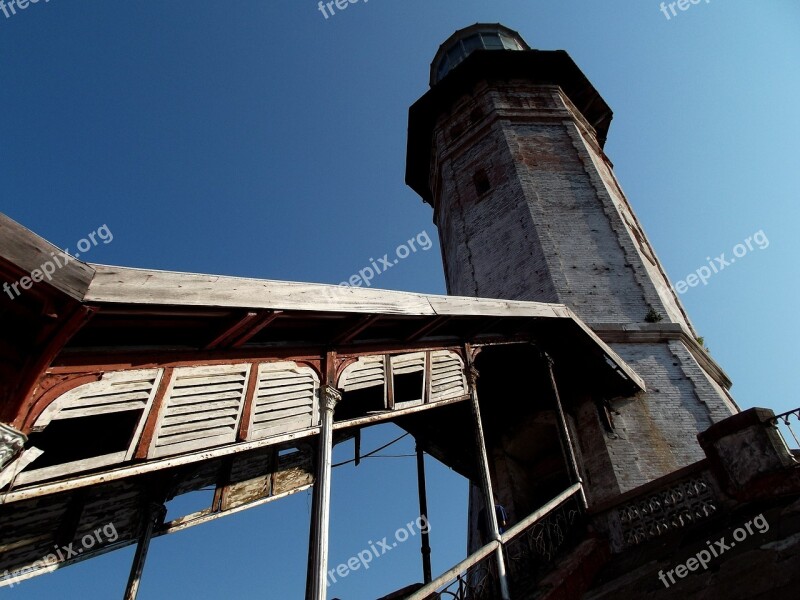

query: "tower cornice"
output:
406 49 613 206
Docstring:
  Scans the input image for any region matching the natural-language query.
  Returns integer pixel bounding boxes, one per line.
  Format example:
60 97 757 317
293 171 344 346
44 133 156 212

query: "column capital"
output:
467 365 480 387
321 386 342 412
0 423 26 471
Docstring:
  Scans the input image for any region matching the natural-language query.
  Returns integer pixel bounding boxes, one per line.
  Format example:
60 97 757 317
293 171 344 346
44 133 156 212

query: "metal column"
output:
544 352 588 509
415 441 432 584
306 375 341 600
123 502 163 600
464 345 511 600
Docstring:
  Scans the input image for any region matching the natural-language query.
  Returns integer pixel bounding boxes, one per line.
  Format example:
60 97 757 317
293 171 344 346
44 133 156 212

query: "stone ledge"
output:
589 322 732 390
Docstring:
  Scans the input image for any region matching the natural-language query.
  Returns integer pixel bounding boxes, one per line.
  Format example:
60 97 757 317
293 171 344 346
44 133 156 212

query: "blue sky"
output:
1 1 798 598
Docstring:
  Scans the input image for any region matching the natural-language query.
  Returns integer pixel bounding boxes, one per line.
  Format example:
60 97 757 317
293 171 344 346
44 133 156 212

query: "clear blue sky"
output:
1 1 798 598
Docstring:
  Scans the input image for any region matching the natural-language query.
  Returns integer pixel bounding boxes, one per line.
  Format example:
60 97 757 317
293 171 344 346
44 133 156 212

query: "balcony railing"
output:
406 483 583 600
769 408 800 454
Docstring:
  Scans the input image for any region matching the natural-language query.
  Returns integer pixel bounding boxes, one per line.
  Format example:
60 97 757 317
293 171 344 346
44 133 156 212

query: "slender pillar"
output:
415 441 432 584
123 502 163 600
464 346 511 600
544 352 588 509
306 382 341 600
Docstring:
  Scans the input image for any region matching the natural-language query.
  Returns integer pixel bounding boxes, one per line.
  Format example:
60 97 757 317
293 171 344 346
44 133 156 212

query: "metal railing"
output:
770 408 800 452
406 483 583 600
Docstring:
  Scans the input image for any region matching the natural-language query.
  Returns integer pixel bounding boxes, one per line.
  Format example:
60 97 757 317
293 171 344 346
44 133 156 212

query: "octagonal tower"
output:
406 24 738 508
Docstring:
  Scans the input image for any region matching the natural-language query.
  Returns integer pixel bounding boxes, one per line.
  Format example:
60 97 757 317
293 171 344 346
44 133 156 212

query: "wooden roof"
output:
0 212 644 587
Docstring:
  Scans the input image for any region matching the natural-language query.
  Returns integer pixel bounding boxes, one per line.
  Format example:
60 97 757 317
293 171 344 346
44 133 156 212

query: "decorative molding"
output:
612 474 718 550
321 386 342 412
0 423 27 472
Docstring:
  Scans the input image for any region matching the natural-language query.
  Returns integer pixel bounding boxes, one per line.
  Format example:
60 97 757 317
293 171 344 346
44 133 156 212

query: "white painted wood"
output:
0 448 43 490
340 357 386 391
35 369 162 428
390 353 425 407
430 350 468 400
14 451 128 486
249 363 319 440
0 394 473 504
150 364 250 458
17 369 165 482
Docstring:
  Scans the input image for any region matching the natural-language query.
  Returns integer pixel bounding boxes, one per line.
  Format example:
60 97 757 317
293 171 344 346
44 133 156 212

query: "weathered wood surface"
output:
0 213 95 301
86 265 572 318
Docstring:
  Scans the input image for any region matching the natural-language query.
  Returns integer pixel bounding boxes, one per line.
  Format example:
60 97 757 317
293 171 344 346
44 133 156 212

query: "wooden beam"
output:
332 314 381 346
133 367 174 460
230 310 283 348
204 312 259 350
405 315 451 342
10 305 96 427
0 213 95 301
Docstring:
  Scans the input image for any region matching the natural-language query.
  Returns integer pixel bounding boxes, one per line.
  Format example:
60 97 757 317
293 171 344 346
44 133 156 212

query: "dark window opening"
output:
335 386 385 421
470 108 484 125
26 410 143 470
473 170 491 196
450 123 464 141
393 371 425 406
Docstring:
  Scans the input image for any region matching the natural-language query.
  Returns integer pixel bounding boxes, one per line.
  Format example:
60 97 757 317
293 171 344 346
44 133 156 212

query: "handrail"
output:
500 483 581 545
406 483 583 600
769 407 800 448
405 540 500 600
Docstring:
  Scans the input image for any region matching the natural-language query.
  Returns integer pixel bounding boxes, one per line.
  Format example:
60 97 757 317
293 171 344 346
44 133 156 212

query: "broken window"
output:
18 369 162 484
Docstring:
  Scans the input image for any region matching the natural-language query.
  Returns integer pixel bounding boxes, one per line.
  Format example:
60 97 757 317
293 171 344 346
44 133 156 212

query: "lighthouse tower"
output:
406 24 738 505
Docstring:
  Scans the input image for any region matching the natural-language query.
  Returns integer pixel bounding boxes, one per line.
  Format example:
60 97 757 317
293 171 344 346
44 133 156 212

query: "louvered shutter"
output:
34 369 163 430
430 350 468 400
340 356 386 391
150 364 250 457
249 362 319 439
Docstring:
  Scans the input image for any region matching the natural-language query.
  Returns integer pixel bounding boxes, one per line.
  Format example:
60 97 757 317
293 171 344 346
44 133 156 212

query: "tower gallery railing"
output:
406 483 583 600
769 407 800 454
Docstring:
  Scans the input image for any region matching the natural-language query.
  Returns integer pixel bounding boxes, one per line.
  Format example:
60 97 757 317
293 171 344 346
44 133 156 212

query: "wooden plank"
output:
86 266 438 315
166 391 243 406
56 402 147 418
163 398 241 415
157 420 236 439
252 407 312 424
156 427 236 446
63 390 152 407
257 381 314 394
170 381 245 397
255 389 314 405
0 213 96 301
161 411 239 428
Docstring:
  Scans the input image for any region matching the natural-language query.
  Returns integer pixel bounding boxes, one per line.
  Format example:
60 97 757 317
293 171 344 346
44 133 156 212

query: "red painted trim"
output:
231 310 283 348
134 367 174 460
20 373 103 432
7 305 96 426
204 312 259 350
238 362 260 441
